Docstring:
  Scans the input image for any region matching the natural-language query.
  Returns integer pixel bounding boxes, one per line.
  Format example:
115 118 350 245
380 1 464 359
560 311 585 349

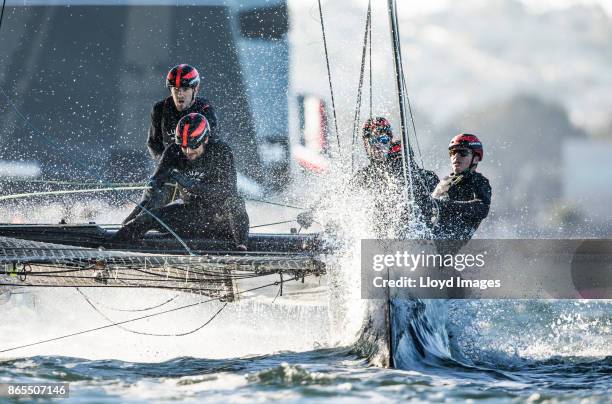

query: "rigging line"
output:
74 290 180 314
0 283 228 291
0 179 145 187
350 0 372 174
0 87 194 256
245 198 304 210
398 39 425 169
368 2 373 120
0 276 300 353
402 78 424 166
76 288 227 336
249 220 295 229
0 186 149 202
391 7 433 207
0 0 6 34
317 0 341 153
387 0 415 203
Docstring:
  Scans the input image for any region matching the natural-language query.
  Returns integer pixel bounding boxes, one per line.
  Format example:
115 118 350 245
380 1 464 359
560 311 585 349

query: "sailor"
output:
297 117 438 237
426 133 492 240
351 117 439 237
114 113 249 250
147 64 218 160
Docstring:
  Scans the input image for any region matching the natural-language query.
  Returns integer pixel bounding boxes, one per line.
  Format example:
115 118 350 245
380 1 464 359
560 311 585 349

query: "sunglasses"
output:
369 134 391 145
449 149 472 157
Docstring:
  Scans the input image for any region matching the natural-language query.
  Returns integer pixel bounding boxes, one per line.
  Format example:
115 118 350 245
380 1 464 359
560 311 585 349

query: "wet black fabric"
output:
147 96 218 160
117 141 249 245
351 158 439 238
115 197 249 246
429 171 492 240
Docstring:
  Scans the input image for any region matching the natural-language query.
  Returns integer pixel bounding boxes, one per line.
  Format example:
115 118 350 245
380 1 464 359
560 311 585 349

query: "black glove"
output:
297 211 314 229
122 180 165 224
169 169 195 189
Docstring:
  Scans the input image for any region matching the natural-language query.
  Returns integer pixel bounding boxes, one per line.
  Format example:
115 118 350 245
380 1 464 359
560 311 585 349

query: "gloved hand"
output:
123 181 165 224
297 211 314 229
169 169 195 189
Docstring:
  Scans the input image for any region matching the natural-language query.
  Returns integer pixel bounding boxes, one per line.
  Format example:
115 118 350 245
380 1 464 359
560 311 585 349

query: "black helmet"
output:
175 113 210 149
166 64 200 89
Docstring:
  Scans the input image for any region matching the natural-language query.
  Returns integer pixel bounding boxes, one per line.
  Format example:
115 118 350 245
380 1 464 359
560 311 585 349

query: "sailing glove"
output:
169 169 195 188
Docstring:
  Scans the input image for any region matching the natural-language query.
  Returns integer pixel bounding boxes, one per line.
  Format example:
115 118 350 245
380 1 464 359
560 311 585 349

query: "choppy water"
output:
1 293 610 403
1 348 610 402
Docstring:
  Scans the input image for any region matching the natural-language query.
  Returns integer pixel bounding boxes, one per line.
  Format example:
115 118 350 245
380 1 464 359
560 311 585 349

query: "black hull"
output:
0 224 324 255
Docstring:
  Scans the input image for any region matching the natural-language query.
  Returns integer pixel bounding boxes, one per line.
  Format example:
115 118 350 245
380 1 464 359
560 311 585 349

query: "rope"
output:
317 0 341 152
0 276 300 353
387 0 415 205
368 7 373 120
249 220 295 229
351 0 372 174
2 178 306 211
398 28 425 169
77 288 227 337
0 186 149 202
0 179 145 187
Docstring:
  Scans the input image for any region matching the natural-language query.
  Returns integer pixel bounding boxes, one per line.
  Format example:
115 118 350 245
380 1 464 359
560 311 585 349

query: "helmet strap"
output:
468 154 478 172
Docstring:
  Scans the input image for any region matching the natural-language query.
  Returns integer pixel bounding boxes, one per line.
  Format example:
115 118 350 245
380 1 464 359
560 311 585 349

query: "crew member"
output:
351 117 439 237
147 64 218 160
427 133 491 240
297 117 438 237
115 113 249 250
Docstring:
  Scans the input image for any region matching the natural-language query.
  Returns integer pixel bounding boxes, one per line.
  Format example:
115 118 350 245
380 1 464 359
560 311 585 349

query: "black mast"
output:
385 0 407 369
387 0 415 204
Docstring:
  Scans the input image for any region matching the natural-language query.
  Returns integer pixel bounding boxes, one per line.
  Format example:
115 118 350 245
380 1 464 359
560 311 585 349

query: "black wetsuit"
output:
147 96 218 160
115 141 249 246
429 171 492 240
352 155 491 241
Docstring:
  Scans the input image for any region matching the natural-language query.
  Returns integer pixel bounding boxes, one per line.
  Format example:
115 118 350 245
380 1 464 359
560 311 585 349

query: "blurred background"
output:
1 0 611 237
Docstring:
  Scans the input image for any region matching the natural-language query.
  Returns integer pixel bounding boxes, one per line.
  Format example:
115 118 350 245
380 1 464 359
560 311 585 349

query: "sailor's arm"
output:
170 143 236 199
122 148 175 224
435 176 491 220
147 103 165 160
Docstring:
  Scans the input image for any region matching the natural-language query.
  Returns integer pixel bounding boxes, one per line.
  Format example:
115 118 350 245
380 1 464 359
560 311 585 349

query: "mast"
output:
385 0 404 370
387 0 412 167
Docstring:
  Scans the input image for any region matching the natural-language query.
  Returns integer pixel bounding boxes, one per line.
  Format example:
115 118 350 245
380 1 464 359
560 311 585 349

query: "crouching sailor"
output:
113 113 249 250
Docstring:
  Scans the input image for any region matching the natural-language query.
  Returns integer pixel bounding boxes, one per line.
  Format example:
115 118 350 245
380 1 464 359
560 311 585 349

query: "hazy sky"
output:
391 0 612 16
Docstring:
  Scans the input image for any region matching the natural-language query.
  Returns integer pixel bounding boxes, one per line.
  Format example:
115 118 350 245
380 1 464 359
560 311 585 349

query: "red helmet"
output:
449 133 483 161
166 64 200 89
363 117 392 138
175 113 210 149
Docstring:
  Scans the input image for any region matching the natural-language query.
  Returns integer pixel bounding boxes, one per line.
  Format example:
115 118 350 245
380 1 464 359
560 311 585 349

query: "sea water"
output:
1 293 610 403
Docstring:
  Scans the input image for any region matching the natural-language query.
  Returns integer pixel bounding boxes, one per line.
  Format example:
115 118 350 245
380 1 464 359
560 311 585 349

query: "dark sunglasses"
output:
449 149 472 157
369 134 391 145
